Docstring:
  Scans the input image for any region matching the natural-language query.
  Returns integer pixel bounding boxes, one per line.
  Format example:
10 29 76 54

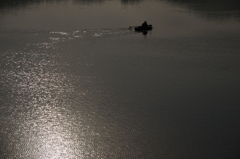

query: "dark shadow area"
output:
0 0 68 11
1 0 240 17
0 0 40 10
121 0 142 6
136 29 152 36
0 0 144 9
165 0 240 11
164 0 240 21
72 0 106 5
0 0 108 10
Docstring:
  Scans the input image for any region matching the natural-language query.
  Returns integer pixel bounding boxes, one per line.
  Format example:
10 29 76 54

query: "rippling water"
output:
1 0 240 158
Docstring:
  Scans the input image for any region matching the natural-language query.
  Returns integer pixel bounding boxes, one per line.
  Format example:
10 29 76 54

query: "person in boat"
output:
142 21 148 28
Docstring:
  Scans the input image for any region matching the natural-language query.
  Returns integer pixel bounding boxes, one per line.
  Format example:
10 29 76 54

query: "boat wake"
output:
50 28 133 40
25 28 135 51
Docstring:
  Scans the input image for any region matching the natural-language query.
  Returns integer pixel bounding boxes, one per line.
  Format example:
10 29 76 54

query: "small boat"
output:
134 25 153 32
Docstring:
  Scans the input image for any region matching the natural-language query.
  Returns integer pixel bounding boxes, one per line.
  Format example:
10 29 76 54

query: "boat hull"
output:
134 25 152 31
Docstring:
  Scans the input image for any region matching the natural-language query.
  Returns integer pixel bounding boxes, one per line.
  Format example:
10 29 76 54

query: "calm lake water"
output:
1 0 240 158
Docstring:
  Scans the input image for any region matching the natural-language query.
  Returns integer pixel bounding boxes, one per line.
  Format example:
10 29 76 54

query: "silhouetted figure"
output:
142 21 148 28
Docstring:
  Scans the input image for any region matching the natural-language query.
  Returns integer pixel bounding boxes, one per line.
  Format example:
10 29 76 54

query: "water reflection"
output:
0 0 42 7
1 0 240 23
165 0 240 20
1 0 240 158
1 0 240 12
0 33 101 157
73 0 105 5
0 0 69 16
165 0 240 11
121 0 142 6
0 0 67 9
0 48 75 158
0 28 136 158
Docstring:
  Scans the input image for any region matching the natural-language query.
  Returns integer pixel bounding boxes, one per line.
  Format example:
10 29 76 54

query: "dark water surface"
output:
1 0 240 158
